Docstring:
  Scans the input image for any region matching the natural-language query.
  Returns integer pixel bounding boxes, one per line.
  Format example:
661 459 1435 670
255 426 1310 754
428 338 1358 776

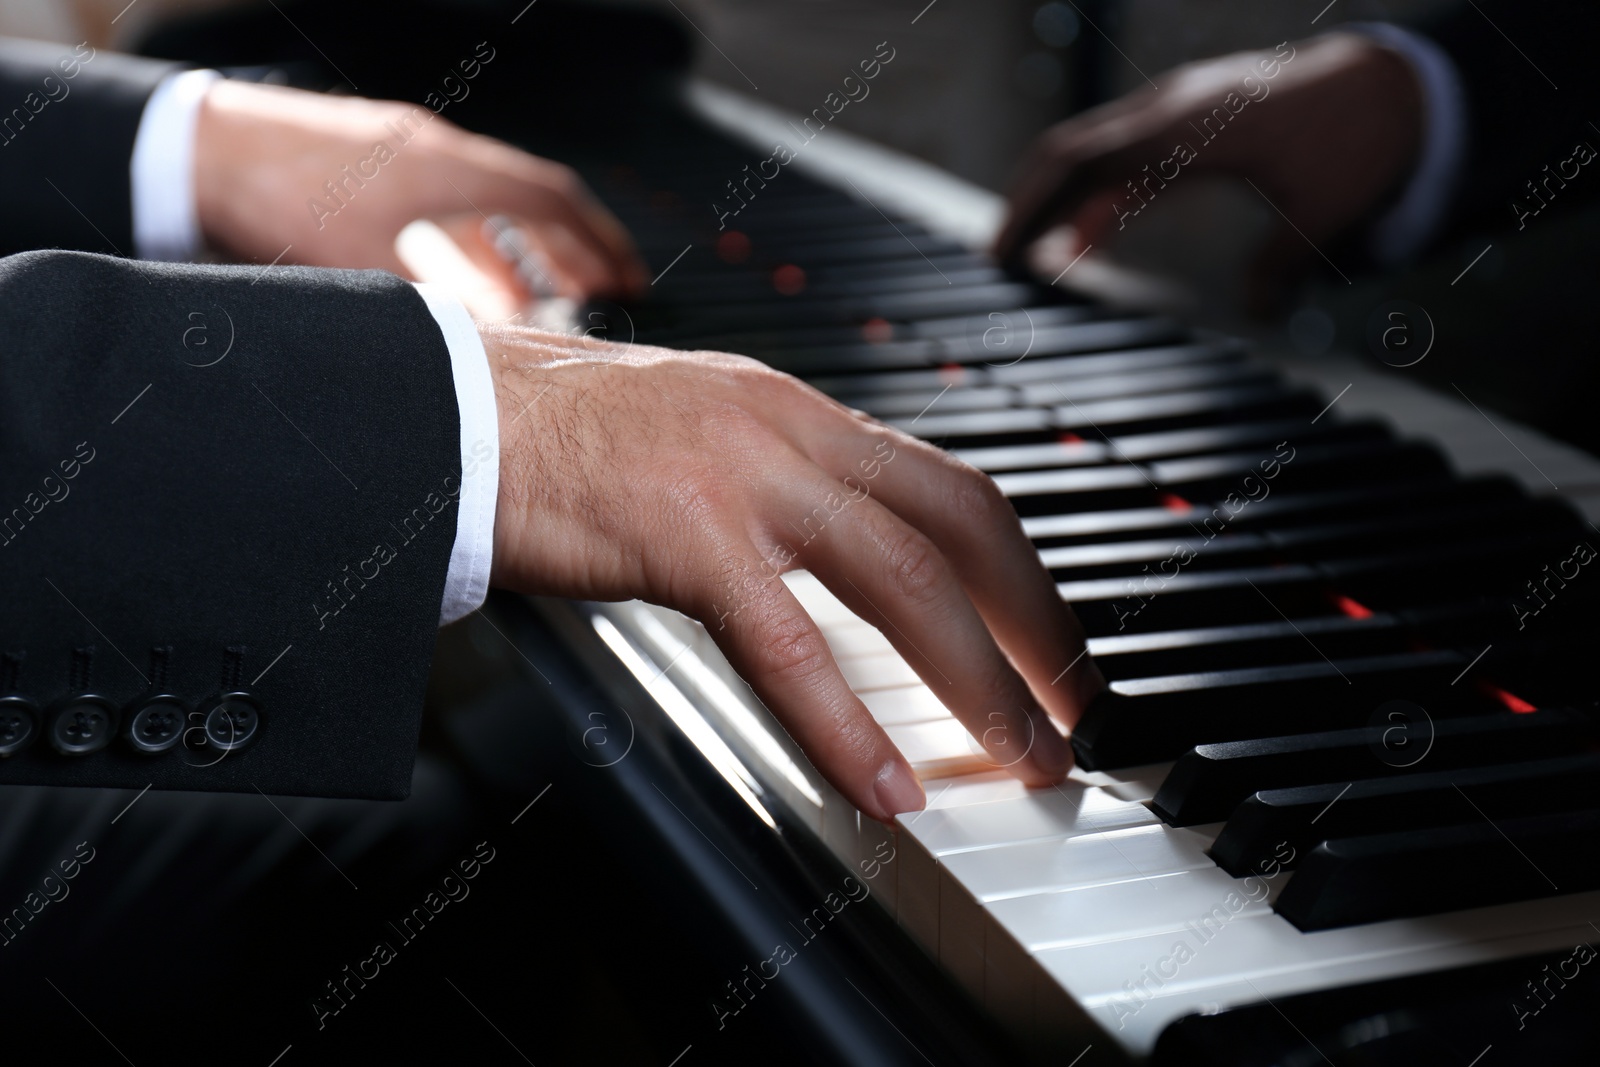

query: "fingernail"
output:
1031 714 1073 779
874 759 926 818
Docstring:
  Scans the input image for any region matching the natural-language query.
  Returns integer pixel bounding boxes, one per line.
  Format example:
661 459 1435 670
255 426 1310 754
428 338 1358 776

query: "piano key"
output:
1052 385 1325 436
1209 753 1600 877
774 316 1189 376
1275 809 1600 931
1034 888 1600 1054
883 717 996 779
860 685 951 727
995 466 1161 515
1070 650 1475 769
836 652 922 692
1014 362 1275 407
1085 611 1411 678
985 340 1243 386
1058 532 1577 634
1109 417 1390 463
833 385 1018 418
952 439 1110 474
941 822 1218 904
1151 707 1597 826
988 865 1275 953
1022 476 1525 546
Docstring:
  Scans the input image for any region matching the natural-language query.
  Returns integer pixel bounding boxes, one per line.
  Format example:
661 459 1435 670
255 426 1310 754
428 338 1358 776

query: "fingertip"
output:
873 758 926 821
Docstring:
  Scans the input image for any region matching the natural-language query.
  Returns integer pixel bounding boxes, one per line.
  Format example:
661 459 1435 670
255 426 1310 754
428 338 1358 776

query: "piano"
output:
472 70 1600 1067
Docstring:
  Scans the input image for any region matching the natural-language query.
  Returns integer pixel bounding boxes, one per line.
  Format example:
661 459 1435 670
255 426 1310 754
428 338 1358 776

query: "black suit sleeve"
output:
0 38 179 257
0 250 463 799
1414 2 1600 233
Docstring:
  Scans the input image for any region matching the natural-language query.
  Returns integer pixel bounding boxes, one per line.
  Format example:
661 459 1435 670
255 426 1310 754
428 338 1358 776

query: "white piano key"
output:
899 782 1159 856
819 619 897 660
821 791 860 871
990 866 1276 954
923 770 1034 810
858 818 900 920
861 685 951 727
943 822 1216 904
836 651 922 691
883 718 995 779
1039 889 1600 1054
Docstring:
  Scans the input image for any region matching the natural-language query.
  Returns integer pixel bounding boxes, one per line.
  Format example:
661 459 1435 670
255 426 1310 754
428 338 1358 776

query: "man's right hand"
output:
479 324 1106 823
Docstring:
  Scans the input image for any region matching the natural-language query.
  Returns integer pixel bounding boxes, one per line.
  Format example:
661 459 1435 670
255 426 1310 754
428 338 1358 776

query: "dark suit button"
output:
46 695 119 755
201 692 260 751
0 696 40 757
125 696 188 754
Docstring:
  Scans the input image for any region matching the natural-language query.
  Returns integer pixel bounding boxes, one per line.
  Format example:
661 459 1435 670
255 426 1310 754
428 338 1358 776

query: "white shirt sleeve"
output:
411 284 501 626
132 72 501 625
1343 22 1470 266
130 68 222 262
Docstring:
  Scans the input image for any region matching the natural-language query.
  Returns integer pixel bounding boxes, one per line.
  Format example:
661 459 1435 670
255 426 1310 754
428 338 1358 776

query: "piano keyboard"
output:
529 80 1600 1062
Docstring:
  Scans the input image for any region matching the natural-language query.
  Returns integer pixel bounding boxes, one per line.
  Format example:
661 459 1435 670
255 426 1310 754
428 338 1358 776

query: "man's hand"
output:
193 80 648 301
995 33 1423 313
481 325 1105 822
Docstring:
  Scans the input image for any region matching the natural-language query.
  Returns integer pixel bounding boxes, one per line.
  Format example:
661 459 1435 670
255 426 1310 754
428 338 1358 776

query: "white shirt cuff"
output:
130 68 222 262
412 284 500 625
1344 23 1469 266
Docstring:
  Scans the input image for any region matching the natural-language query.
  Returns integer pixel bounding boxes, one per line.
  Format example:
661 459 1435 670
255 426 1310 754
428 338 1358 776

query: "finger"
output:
781 475 1075 787
696 547 927 823
521 216 621 300
804 424 1104 726
395 217 525 321
1066 188 1130 256
993 140 1125 267
489 167 648 297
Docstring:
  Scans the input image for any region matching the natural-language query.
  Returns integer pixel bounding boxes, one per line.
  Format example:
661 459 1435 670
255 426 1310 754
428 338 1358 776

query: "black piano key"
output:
835 385 1018 418
1152 440 1450 498
1109 417 1391 463
1275 808 1600 931
1059 563 1332 632
954 439 1111 473
998 467 1168 516
957 418 1383 476
636 281 1056 340
1086 610 1410 678
1014 363 1275 407
658 265 1007 303
835 359 1267 419
800 340 1240 401
984 340 1242 385
775 316 1188 376
1210 753 1600 878
1152 708 1599 827
670 303 1105 359
1052 384 1325 436
1044 499 1578 585
1025 476 1523 548
1069 649 1475 769
897 408 1057 448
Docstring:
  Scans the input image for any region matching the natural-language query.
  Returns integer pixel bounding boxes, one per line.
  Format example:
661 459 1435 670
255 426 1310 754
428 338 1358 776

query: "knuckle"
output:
882 527 946 605
753 611 831 683
946 463 1010 525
